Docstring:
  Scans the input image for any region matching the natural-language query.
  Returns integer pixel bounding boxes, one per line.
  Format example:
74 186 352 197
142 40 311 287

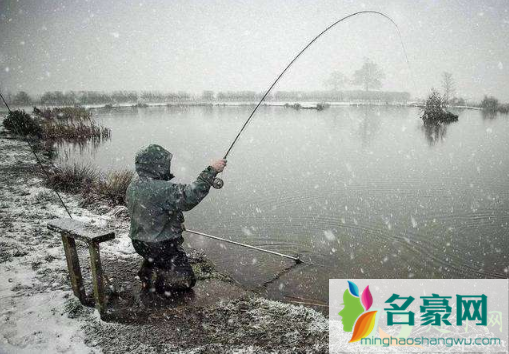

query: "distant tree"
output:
324 71 348 91
177 91 191 101
449 97 465 106
201 90 214 100
12 91 32 105
442 72 455 104
352 58 385 92
480 95 499 111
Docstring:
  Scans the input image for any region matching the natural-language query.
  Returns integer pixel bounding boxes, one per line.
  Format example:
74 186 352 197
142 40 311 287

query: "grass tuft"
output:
46 164 133 206
46 164 98 194
95 170 134 205
3 110 43 137
3 108 110 141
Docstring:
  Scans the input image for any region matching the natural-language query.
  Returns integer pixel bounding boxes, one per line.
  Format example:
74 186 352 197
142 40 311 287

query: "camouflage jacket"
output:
126 144 217 243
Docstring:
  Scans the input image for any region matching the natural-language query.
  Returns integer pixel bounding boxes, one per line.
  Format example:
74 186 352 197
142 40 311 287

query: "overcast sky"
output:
1 0 508 101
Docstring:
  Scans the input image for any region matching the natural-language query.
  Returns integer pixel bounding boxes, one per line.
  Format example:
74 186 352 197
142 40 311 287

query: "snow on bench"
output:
47 218 116 319
47 218 115 243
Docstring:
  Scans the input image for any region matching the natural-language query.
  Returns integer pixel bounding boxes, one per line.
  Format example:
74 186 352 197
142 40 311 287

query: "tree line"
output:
4 88 413 105
4 90 194 106
4 63 505 108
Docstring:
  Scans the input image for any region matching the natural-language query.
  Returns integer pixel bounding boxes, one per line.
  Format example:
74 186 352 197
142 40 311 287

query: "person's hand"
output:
211 159 227 173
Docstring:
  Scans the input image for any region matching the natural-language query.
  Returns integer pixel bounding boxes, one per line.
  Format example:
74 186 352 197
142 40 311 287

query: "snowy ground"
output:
0 128 328 353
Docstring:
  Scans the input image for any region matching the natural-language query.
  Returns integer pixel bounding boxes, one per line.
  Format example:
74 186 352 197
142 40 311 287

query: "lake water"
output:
56 105 509 304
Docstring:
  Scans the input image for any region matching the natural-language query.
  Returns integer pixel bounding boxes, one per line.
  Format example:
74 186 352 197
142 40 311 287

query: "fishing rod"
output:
0 92 11 112
211 10 414 189
185 228 302 263
1 11 413 268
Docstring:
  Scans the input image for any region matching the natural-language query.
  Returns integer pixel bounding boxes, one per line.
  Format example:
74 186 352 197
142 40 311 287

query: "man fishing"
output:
126 144 226 293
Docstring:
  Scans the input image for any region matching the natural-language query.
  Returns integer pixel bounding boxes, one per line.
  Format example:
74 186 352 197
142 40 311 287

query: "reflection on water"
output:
357 106 382 146
55 136 106 163
421 122 450 146
481 109 498 120
56 106 509 302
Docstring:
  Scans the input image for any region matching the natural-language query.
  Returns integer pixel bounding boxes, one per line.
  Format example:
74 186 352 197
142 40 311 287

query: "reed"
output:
33 106 92 120
41 119 111 140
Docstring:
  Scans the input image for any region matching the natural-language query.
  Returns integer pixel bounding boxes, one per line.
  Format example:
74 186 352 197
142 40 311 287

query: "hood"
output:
135 144 174 180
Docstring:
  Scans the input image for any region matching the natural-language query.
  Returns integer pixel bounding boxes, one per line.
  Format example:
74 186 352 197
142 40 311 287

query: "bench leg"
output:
61 234 86 304
88 241 107 317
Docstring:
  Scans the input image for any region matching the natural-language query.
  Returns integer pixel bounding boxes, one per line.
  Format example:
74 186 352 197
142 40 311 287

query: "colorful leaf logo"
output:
349 311 377 343
348 280 359 297
360 286 373 311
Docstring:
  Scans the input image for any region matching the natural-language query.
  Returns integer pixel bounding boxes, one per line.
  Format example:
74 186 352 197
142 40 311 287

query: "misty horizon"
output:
1 0 508 101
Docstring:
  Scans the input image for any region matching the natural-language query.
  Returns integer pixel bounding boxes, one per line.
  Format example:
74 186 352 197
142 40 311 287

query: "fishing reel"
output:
212 177 224 189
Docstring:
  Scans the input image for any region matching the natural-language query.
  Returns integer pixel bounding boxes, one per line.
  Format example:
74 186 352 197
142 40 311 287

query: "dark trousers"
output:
132 238 189 270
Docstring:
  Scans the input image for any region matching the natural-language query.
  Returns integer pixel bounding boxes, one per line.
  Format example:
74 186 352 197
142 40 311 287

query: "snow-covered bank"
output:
84 101 482 110
0 136 101 353
0 127 328 353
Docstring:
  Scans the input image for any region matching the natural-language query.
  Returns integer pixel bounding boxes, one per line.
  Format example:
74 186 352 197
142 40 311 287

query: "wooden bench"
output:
47 218 115 318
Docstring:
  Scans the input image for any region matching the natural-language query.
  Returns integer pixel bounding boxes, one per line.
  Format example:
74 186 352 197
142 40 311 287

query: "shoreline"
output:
0 123 328 353
3 100 483 113
85 101 483 111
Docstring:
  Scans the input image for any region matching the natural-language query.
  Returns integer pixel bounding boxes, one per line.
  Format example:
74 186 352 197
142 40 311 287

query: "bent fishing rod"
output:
211 10 413 189
1 11 412 267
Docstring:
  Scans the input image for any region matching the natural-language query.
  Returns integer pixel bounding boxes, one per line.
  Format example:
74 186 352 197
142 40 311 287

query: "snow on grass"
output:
0 130 328 353
0 255 95 354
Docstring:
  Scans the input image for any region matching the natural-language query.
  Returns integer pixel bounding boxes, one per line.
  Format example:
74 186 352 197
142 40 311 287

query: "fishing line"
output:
0 92 73 218
213 10 415 188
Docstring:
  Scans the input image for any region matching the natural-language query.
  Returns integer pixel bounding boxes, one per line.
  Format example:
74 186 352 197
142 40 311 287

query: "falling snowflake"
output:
411 216 418 228
323 230 336 241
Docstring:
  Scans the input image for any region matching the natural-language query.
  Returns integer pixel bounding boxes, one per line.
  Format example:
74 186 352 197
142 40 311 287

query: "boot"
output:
154 267 195 293
155 249 196 293
138 260 157 292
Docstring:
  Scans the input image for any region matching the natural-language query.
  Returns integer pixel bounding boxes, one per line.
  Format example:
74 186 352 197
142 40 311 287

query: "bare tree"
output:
352 58 385 92
12 91 33 105
324 71 348 91
442 72 455 104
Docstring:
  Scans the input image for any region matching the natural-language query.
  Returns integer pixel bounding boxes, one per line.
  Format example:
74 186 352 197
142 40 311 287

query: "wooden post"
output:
88 241 106 317
61 234 86 304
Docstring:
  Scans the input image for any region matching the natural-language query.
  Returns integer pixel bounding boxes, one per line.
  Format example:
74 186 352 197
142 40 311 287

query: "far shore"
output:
1 100 483 113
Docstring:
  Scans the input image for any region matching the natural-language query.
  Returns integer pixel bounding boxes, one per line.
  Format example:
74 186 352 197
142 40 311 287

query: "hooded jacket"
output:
126 144 218 242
